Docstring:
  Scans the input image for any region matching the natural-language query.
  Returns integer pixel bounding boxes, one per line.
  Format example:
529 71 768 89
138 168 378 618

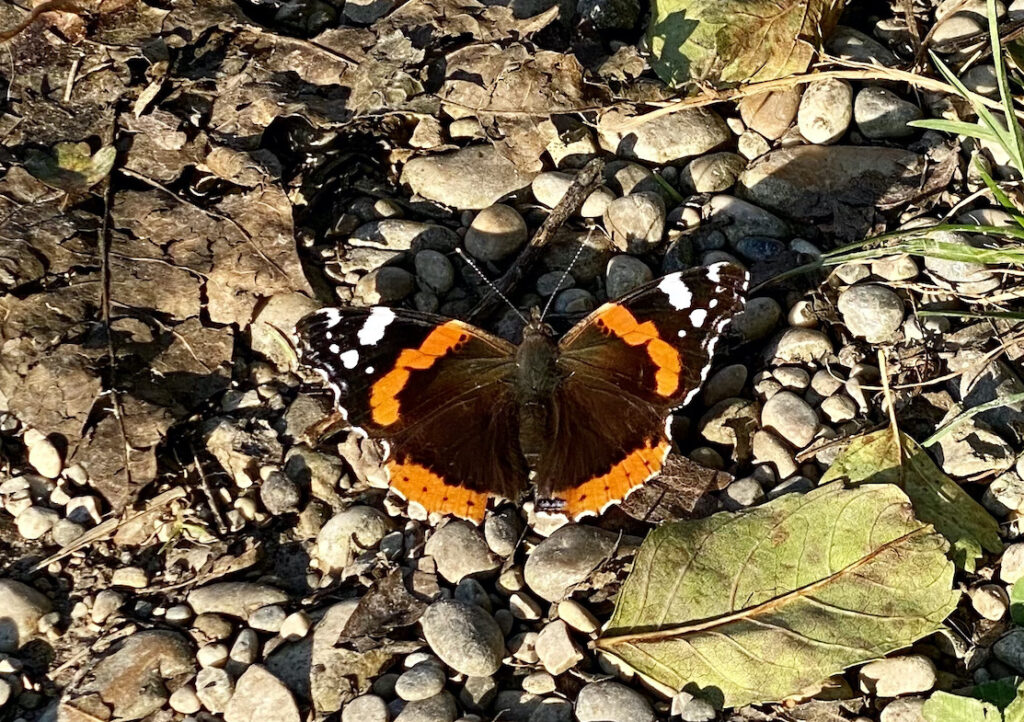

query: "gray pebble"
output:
553 289 596 315
603 193 666 253
260 471 302 515
575 681 655 722
421 600 504 676
315 506 393 573
524 525 630 602
605 255 653 299
682 152 746 193
983 470 1024 517
703 364 748 406
773 366 809 390
51 518 86 546
855 87 922 139
529 699 573 722
484 507 521 557
1001 542 1024 583
838 284 906 343
454 578 492 613
597 108 731 165
768 475 816 499
401 146 535 210
0 580 51 653
762 391 819 448
699 398 760 449
460 676 497 712
532 172 614 218
971 584 1009 621
396 663 447 701
342 694 390 722
425 520 499 583
765 328 833 365
821 393 858 423
536 270 575 297
672 691 717 722
603 161 661 196
732 297 781 342
196 667 234 714
415 250 455 294
738 88 801 140
734 236 786 262
535 620 584 675
797 78 853 144
356 267 416 304
394 691 458 722
994 629 1024 672
872 254 918 281
465 204 528 262
722 477 766 510
826 26 898 65
859 655 936 696
752 429 797 479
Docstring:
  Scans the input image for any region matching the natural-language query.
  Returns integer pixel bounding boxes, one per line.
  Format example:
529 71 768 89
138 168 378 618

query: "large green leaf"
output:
645 0 845 88
819 430 1002 571
923 693 1001 722
597 482 958 709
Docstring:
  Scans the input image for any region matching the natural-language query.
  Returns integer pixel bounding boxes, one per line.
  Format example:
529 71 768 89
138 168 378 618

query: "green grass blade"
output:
989 0 1024 171
910 118 1001 144
922 391 1024 447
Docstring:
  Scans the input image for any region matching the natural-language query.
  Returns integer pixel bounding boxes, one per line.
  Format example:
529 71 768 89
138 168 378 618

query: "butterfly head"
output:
525 306 556 340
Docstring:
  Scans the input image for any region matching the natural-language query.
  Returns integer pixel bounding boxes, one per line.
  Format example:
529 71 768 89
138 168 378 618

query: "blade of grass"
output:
910 118 1002 144
974 161 1024 227
922 391 1024 447
989 0 1024 173
919 309 1024 321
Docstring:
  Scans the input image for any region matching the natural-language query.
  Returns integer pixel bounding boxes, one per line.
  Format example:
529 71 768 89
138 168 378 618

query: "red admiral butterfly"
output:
296 262 747 523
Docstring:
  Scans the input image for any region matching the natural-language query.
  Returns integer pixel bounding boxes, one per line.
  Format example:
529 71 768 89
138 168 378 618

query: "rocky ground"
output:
1 0 1024 721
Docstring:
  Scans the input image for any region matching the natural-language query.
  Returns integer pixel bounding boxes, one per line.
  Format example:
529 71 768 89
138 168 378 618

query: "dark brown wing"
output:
534 263 748 519
296 307 527 522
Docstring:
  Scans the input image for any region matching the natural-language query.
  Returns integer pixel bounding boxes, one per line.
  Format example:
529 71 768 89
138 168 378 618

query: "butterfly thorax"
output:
515 317 560 470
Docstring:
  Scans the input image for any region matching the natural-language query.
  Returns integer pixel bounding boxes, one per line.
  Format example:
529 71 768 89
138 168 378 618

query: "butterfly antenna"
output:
539 236 587 323
456 248 529 325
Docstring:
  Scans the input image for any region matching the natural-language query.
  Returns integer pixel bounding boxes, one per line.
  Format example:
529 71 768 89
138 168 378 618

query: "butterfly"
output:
295 262 747 523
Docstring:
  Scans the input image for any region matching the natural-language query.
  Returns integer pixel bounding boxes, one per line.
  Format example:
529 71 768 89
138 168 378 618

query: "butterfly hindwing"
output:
534 262 748 518
296 307 526 521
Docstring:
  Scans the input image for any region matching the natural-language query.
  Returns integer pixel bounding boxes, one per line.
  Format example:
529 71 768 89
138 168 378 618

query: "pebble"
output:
797 78 853 144
994 629 1024 672
963 64 998 96
51 518 86 546
707 194 789 243
739 88 801 140
923 231 999 292
229 628 260 666
425 520 500 583
420 600 504 676
401 146 536 210
111 566 149 589
535 620 584 675
396 662 447 701
249 604 287 633
732 297 781 342
455 578 492 612
0 580 51 652
224 665 301 722
703 364 748 406
524 525 631 602
188 583 289 620
597 108 731 164
722 477 766 510
971 584 1009 620
556 599 599 634
983 471 1024 517
1001 543 1024 583
394 691 458 722
752 430 798 479
605 255 653 298
92 589 125 623
603 161 661 196
24 431 62 479
788 300 817 327
699 398 760 449
821 394 858 423
682 152 746 192
859 655 936 696
854 87 922 139
464 204 528 262
484 507 521 557
509 592 543 620
672 691 717 722
879 698 927 722
766 328 833 365
737 130 771 159
603 193 666 253
826 26 898 65
546 124 599 168
773 366 809 390
414 250 455 295
575 680 655 722
15 506 59 540
195 666 235 713
762 391 819 448
198 642 230 668
350 220 459 253
342 694 390 722
531 172 615 217
872 254 918 281
522 671 557 695
169 684 202 715
460 675 498 711
553 288 596 314
315 505 393 572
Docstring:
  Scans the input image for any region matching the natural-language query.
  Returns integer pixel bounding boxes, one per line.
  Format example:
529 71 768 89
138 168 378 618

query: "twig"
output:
468 157 605 322
194 456 228 536
0 0 85 43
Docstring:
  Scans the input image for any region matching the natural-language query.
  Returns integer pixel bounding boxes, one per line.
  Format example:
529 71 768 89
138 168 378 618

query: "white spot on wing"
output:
708 262 724 284
358 307 396 346
329 343 340 354
658 275 693 310
690 309 707 327
365 366 375 374
340 349 359 369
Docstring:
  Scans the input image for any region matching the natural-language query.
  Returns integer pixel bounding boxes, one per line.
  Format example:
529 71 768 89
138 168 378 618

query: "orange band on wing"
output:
594 305 681 397
387 458 488 523
370 322 469 426
561 438 670 518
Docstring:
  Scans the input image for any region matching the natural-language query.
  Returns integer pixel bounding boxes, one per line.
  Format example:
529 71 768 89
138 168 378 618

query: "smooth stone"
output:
703 364 748 406
402 146 536 210
682 152 746 193
706 195 789 242
922 230 998 289
524 525 634 602
732 296 781 341
396 662 447 701
934 417 1015 477
879 698 927 722
854 86 922 139
187 583 289 620
350 220 459 253
356 267 416 304
722 477 765 510
859 655 936 696
420 600 504 676
603 192 666 253
1001 543 1024 583
603 161 661 196
556 599 600 634
737 130 771 160
315 505 393 572
0 580 52 652
425 520 500 583
971 584 1009 621
415 250 455 295
535 620 583 675
25 433 62 479
597 108 731 164
765 328 833 365
15 506 59 540
825 26 898 65
484 508 521 557
983 470 1024 517
342 694 390 722
464 204 528 262
605 255 653 299
734 236 786 262
531 172 614 218
994 629 1024 672
752 429 798 478
553 288 596 314
963 64 998 96
699 398 761 449
797 78 853 144
394 691 458 722
838 284 906 342
460 676 498 712
739 88 802 140
762 391 819 448
672 691 717 722
169 684 202 714
197 666 235 713
575 681 655 722
821 394 858 423
224 665 301 722
872 254 919 281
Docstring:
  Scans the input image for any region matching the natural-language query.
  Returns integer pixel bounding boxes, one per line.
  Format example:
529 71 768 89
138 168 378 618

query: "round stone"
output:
797 78 853 144
394 691 458 722
603 161 660 196
699 398 760 448
25 432 62 479
821 393 858 423
169 685 202 715
971 584 1009 621
464 204 528 261
605 255 653 299
483 507 521 557
531 172 614 218
854 86 922 139
752 429 797 479
260 471 301 515
732 297 781 342
460 675 498 712
342 694 389 722
597 108 731 164
859 655 937 697
556 599 600 634
396 662 447 701
425 520 500 583
682 152 746 193
703 364 748 406
196 667 234 713
603 193 666 253
553 288 596 315
762 391 819 448
765 328 833 365
575 681 655 722
722 477 765 510
401 146 535 210
415 250 455 294
535 620 584 675
314 506 393 573
420 600 505 676
1001 542 1024 583
524 525 629 602
995 629 1024 672
0 580 52 652
15 506 59 540
838 284 905 343
356 267 416 304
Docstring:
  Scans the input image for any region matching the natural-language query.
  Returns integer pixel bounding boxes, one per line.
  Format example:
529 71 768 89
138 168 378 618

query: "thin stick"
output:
0 0 85 43
469 158 605 322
